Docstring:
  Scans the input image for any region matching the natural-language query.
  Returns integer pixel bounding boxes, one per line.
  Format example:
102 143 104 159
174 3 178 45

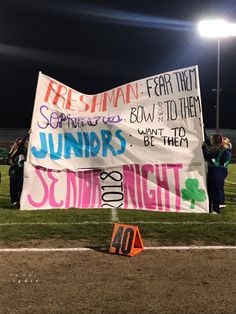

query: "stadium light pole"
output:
197 19 236 132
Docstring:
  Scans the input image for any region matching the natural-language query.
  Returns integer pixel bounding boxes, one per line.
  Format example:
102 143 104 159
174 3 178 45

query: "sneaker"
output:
12 202 18 206
210 211 217 215
219 205 226 208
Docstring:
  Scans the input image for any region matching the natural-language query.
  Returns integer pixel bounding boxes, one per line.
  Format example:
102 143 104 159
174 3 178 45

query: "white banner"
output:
28 66 204 170
21 66 208 212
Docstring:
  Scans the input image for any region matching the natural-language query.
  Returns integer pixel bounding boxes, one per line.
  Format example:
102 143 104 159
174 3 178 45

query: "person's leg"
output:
9 166 19 204
15 166 24 205
212 169 222 213
207 170 213 213
220 168 228 207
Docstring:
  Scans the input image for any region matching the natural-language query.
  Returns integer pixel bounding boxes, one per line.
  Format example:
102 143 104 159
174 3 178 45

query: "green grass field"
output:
0 165 235 246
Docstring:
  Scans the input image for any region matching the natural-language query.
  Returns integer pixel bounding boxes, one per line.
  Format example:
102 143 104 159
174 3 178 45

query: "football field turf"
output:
0 164 235 246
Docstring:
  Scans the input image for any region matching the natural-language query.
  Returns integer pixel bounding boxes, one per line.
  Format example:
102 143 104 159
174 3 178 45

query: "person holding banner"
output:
202 133 231 214
8 137 23 206
219 137 232 208
8 134 29 207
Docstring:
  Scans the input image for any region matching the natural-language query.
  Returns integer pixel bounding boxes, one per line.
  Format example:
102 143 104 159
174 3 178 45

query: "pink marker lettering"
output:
81 171 92 208
141 164 156 209
123 165 137 208
27 167 49 208
47 170 63 208
167 163 183 212
91 170 102 207
155 164 170 211
66 170 77 208
135 164 143 208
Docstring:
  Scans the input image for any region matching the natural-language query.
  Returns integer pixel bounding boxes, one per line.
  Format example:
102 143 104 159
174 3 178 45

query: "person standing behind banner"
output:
7 137 23 206
8 134 29 208
202 133 231 214
219 137 232 208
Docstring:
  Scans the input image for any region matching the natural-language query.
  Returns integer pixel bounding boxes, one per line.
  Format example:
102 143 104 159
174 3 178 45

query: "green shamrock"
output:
181 178 206 209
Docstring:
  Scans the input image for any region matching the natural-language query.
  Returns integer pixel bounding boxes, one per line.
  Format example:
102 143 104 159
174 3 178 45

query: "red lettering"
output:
102 90 115 112
126 82 139 103
114 87 125 108
79 94 90 112
66 89 78 110
53 84 67 106
44 80 57 103
91 94 103 113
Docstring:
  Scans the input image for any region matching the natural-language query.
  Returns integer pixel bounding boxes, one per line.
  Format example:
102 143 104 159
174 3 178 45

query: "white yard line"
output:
144 246 236 250
0 246 235 253
0 248 92 252
0 176 8 180
225 180 236 185
0 222 111 226
0 221 235 226
111 208 119 222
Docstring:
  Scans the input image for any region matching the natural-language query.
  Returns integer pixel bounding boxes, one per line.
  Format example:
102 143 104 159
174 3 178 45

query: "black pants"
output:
207 167 227 213
219 168 228 205
9 165 24 204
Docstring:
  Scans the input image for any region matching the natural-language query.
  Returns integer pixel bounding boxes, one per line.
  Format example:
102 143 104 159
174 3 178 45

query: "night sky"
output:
1 0 236 129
